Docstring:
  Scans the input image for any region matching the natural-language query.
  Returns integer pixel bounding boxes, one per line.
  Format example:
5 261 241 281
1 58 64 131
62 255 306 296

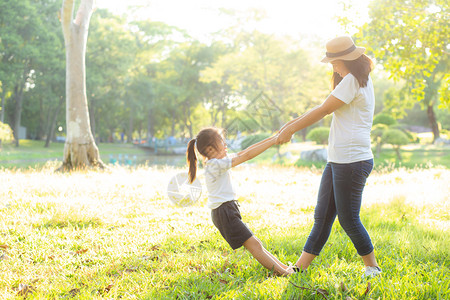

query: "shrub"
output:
373 113 397 126
391 124 418 143
382 128 409 161
306 127 329 145
371 124 388 158
240 133 271 150
0 121 13 148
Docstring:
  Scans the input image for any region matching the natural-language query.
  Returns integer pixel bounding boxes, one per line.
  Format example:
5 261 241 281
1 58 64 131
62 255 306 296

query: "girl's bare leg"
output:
263 248 289 270
243 236 292 275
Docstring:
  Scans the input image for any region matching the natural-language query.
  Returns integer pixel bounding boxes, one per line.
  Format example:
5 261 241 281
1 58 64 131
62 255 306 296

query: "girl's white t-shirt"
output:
328 73 375 163
204 154 237 209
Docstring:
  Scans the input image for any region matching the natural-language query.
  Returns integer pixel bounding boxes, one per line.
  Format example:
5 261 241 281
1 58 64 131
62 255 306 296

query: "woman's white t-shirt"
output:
328 73 375 163
204 154 237 209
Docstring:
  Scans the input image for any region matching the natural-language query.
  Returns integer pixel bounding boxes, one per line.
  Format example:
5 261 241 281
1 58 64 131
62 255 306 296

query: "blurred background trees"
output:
0 0 448 148
357 0 449 142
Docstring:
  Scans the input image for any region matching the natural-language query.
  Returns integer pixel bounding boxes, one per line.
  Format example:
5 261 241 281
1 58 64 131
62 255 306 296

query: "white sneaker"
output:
364 266 382 277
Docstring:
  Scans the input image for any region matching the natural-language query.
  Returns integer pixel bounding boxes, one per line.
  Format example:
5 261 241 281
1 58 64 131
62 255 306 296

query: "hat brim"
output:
321 47 365 63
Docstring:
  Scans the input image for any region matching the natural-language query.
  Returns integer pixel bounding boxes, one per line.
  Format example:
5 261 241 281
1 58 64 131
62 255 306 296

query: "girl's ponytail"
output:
186 139 197 183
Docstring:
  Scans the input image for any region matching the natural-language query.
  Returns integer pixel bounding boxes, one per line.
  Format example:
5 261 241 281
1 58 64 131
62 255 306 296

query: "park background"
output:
0 0 449 299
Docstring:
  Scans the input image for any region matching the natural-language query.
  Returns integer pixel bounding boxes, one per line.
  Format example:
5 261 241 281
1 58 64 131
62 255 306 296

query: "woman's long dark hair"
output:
332 54 374 89
186 127 224 183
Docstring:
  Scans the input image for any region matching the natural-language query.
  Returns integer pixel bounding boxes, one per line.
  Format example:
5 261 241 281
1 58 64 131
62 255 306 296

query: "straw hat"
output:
321 36 365 63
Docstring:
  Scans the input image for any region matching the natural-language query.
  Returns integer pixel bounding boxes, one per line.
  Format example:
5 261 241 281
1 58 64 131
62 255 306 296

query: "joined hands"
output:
274 126 293 145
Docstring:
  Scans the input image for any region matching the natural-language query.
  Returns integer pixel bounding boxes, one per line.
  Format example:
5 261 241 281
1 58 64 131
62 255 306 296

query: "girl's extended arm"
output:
231 135 276 167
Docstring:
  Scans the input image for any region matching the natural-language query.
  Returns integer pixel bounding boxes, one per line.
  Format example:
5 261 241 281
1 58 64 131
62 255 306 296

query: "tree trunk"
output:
210 103 217 126
13 76 26 147
127 106 134 143
88 100 96 140
0 90 5 123
147 108 154 140
183 101 193 138
45 96 64 148
300 128 307 142
37 97 46 140
376 139 382 158
395 146 402 161
171 111 176 137
221 104 226 129
427 104 440 143
59 0 104 170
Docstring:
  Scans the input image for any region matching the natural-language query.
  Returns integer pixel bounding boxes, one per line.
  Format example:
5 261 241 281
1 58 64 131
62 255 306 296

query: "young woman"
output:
276 36 382 277
186 128 295 276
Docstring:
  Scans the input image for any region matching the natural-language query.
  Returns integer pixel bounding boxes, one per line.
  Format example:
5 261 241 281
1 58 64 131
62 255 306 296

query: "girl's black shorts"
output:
211 200 253 250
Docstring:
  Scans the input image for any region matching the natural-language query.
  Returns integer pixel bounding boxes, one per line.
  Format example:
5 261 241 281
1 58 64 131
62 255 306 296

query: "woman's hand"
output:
276 128 293 144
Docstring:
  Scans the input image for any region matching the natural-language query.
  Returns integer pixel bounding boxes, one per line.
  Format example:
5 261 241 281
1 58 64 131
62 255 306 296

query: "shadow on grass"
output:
35 212 103 229
142 202 448 299
26 202 448 299
281 202 449 300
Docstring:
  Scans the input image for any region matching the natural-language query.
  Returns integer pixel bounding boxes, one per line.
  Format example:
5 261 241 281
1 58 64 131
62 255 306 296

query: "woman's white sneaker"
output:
364 266 382 277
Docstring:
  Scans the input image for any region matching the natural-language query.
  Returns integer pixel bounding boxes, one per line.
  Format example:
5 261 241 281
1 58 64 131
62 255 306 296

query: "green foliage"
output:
0 121 13 145
0 121 13 139
381 86 412 119
1 0 446 148
438 73 450 109
436 108 450 130
371 123 388 158
306 127 329 145
373 113 397 126
358 0 449 141
390 124 419 143
226 115 261 133
359 0 449 104
0 0 64 142
202 31 329 133
440 129 449 138
371 123 388 140
240 133 271 150
382 129 409 146
371 72 398 115
382 128 410 161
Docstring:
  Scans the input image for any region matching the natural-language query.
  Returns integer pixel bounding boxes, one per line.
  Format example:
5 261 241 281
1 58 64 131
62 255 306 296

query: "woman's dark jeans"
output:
303 159 374 256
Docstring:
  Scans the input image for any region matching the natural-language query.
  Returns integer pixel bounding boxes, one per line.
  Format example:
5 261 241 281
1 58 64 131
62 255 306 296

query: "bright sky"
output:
95 0 371 43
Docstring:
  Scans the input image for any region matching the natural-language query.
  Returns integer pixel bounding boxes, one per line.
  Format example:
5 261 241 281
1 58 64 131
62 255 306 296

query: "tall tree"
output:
60 0 104 169
202 31 327 134
124 20 182 141
358 0 449 142
25 0 65 146
0 0 44 146
86 9 136 142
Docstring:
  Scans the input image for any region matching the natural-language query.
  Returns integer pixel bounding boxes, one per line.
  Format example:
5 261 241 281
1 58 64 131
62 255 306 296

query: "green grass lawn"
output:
0 140 448 170
227 141 450 170
373 144 450 169
0 166 448 299
0 140 151 169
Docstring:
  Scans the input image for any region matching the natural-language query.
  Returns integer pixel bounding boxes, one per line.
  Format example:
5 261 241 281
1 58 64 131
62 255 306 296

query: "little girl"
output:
186 127 295 276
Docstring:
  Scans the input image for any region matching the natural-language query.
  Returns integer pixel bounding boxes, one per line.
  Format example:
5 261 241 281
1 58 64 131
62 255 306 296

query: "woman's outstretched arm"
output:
277 94 345 144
